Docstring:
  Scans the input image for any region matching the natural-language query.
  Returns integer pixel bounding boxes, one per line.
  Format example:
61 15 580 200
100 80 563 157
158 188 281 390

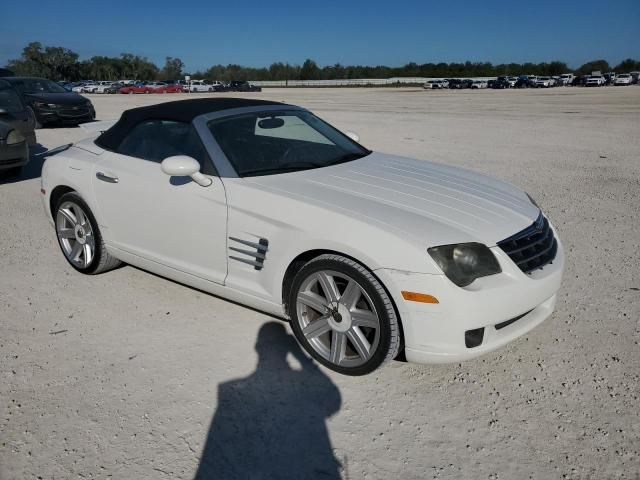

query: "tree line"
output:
5 42 640 82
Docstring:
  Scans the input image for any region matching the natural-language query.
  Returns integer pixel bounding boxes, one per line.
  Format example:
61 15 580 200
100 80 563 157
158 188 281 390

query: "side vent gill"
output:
229 237 269 270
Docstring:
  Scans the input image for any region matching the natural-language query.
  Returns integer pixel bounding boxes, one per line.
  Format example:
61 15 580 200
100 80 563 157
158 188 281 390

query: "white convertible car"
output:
41 98 564 375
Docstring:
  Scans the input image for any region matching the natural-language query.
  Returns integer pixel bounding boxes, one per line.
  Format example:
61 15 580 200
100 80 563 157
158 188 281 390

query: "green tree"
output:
160 57 184 81
614 58 640 72
300 59 320 80
577 59 611 75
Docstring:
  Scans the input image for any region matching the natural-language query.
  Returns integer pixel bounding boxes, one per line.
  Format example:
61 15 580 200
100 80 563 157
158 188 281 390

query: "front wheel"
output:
288 254 401 375
55 192 121 274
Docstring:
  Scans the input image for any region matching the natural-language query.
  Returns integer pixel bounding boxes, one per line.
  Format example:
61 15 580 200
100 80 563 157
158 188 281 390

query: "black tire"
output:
54 192 122 275
288 254 401 376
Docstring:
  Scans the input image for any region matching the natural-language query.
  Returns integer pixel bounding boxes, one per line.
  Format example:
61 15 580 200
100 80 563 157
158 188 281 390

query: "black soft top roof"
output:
96 98 285 150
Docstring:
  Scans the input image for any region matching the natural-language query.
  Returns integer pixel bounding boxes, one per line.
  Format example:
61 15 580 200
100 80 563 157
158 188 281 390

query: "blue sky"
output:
1 0 638 71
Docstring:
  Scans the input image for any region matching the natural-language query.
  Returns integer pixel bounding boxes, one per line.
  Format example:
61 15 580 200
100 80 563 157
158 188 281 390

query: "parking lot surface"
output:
1 87 639 479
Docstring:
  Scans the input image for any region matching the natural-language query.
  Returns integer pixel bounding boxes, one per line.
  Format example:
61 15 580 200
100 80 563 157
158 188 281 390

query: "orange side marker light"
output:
401 291 439 304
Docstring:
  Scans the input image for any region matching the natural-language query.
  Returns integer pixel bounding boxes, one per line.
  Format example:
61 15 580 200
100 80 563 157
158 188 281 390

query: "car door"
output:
92 119 228 284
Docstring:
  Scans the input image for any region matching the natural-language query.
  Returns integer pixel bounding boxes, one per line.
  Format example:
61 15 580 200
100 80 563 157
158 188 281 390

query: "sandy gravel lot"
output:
1 87 639 479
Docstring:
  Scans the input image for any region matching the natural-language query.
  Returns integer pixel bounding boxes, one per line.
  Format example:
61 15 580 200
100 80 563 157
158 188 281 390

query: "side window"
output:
116 120 214 174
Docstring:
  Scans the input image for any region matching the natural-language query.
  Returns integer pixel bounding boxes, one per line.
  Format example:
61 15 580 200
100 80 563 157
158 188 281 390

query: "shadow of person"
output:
194 322 342 480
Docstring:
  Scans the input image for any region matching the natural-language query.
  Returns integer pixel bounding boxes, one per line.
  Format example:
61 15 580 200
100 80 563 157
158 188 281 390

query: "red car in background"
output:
119 82 182 94
154 83 182 93
119 83 151 94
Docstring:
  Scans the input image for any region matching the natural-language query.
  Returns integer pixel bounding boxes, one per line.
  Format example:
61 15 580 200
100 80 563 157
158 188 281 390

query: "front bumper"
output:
0 140 29 169
35 105 95 125
375 235 564 364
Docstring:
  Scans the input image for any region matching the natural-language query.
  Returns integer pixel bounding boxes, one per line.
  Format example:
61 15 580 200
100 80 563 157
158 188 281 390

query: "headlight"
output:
6 129 25 145
33 101 57 109
428 243 502 287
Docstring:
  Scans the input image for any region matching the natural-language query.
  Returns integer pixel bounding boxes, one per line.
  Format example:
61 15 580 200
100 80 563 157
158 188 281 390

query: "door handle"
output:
96 172 119 183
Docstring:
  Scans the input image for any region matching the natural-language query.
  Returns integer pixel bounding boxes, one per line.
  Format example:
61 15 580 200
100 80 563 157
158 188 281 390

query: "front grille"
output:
497 213 557 274
58 107 90 118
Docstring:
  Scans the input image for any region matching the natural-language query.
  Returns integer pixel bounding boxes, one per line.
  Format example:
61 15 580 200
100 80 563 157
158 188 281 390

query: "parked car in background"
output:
103 83 124 94
119 83 150 94
507 77 517 87
572 75 589 86
184 80 214 92
586 75 605 87
423 80 447 89
155 83 183 93
535 77 553 88
471 80 487 89
492 77 511 89
227 80 262 92
514 76 530 88
603 72 616 85
94 82 122 94
559 73 574 86
630 72 640 84
613 74 632 86
0 79 37 173
83 82 111 93
1 76 95 127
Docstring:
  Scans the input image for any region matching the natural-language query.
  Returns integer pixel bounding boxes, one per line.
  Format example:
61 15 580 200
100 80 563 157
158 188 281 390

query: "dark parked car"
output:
492 76 511 89
571 75 589 87
0 79 36 172
0 76 95 127
227 81 262 92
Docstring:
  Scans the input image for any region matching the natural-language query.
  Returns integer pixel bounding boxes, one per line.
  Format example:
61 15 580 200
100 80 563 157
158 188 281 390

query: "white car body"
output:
423 80 447 89
93 82 119 94
535 77 553 88
471 80 487 89
586 76 605 86
184 80 218 92
614 74 632 85
40 100 564 369
560 73 574 85
83 82 111 93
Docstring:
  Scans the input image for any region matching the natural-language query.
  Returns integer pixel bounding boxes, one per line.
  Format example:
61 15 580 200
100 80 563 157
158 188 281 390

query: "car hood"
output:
244 153 539 247
25 92 88 105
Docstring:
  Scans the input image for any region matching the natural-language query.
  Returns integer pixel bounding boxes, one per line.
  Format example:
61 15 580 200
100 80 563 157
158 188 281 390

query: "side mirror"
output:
345 131 360 143
161 155 212 187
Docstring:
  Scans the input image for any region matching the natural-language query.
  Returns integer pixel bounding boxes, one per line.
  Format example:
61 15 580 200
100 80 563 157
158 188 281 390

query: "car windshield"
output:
15 78 67 94
208 110 371 177
0 86 24 113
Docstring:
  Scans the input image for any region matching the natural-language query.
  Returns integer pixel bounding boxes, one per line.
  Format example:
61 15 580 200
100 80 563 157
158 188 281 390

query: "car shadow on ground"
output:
0 143 48 184
193 321 343 480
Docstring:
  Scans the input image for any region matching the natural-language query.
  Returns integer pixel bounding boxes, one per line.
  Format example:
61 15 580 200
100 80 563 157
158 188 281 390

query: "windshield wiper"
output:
241 161 323 177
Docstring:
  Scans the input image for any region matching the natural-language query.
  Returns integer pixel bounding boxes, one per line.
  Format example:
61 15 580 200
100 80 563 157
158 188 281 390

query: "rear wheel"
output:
55 192 121 274
288 254 401 375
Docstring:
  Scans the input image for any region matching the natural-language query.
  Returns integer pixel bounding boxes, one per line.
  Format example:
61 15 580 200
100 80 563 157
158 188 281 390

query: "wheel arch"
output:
49 185 76 217
281 249 403 333
281 248 406 361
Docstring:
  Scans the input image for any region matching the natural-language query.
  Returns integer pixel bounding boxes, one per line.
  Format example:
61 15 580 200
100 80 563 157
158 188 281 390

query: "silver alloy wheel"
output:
56 201 95 269
295 270 381 368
